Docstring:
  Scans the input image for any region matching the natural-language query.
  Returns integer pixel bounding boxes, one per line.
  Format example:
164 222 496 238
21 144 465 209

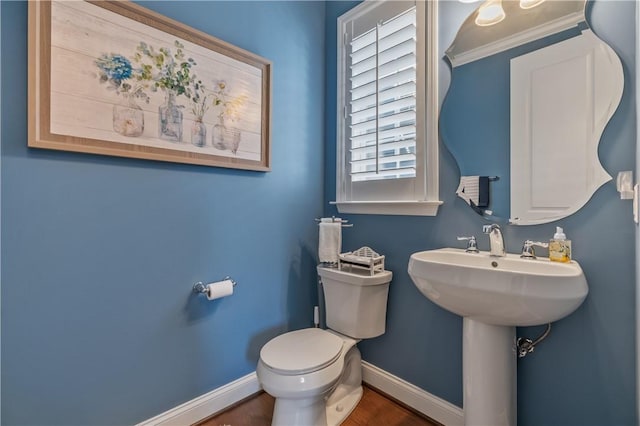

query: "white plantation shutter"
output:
349 7 417 182
335 1 441 216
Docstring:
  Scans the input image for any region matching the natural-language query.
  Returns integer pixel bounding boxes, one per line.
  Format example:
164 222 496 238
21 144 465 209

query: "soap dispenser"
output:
549 227 571 263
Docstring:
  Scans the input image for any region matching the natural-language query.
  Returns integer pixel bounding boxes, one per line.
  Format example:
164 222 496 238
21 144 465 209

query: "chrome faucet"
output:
482 224 506 257
457 235 479 253
520 240 549 259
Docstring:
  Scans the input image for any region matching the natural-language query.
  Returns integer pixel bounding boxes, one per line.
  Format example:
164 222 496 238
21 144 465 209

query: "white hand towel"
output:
319 222 342 264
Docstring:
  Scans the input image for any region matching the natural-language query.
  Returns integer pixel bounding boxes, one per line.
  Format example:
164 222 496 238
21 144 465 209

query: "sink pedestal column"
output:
463 319 516 426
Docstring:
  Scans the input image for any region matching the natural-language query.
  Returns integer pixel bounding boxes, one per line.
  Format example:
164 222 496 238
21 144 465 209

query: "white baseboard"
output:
137 363 463 426
362 361 464 426
136 372 261 426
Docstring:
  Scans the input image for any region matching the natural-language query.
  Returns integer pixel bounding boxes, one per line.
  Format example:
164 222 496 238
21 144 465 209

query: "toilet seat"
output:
260 328 344 375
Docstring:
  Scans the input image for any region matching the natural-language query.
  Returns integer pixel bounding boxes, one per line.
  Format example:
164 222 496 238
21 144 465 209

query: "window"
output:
333 0 441 216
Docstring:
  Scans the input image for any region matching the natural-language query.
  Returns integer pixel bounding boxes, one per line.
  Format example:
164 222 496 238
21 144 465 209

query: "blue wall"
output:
326 1 637 424
2 0 637 425
1 1 325 424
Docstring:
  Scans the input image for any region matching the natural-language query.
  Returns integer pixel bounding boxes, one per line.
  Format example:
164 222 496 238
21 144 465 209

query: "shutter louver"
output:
349 7 417 182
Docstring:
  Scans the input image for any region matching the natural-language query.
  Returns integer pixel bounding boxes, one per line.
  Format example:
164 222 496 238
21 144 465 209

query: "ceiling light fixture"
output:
475 0 506 26
520 0 546 9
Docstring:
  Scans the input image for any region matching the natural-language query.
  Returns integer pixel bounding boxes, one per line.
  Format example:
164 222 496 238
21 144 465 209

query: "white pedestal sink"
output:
408 248 588 426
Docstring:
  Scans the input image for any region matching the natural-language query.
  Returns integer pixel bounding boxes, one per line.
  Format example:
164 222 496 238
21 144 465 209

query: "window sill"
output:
331 200 443 216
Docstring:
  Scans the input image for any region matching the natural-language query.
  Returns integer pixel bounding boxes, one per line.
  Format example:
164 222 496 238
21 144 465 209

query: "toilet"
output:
256 265 393 426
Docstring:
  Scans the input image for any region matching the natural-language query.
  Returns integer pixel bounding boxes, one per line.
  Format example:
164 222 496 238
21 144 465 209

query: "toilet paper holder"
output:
193 277 237 295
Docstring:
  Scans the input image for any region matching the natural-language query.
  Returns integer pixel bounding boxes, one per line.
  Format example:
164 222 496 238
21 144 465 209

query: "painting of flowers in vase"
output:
29 1 271 171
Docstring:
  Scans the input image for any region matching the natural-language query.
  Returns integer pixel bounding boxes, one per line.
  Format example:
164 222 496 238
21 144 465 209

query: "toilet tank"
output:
317 266 392 339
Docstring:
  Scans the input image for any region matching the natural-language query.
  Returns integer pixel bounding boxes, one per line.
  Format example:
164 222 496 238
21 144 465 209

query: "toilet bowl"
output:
257 266 392 426
257 328 361 426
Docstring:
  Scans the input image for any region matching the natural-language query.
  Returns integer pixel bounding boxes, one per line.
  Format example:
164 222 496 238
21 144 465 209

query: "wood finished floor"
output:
199 385 439 426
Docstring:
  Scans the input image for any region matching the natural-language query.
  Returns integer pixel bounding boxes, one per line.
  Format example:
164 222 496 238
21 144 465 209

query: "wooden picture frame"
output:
29 1 272 171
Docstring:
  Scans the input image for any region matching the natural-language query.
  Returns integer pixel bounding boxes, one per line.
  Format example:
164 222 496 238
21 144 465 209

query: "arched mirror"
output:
440 0 623 225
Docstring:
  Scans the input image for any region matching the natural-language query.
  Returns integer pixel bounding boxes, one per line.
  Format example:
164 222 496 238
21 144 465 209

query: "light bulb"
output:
475 0 506 26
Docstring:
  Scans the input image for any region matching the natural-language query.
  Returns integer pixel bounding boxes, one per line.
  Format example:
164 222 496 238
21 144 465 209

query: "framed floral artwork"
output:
29 1 272 171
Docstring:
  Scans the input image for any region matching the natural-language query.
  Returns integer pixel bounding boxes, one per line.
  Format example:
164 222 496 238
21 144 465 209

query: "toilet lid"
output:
260 328 344 374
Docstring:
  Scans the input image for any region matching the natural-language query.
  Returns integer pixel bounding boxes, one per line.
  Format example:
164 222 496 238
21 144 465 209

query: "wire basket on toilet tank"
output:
338 246 385 276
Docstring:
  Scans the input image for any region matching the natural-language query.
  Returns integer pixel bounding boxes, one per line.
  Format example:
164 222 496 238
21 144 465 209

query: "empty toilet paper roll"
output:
206 279 234 300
